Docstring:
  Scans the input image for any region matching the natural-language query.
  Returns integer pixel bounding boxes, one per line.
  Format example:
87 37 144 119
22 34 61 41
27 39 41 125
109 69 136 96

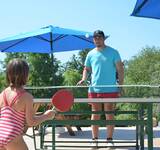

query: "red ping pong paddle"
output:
51 89 74 112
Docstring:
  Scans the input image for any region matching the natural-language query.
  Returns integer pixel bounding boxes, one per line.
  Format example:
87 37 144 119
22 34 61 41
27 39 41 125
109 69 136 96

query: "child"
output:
0 58 55 150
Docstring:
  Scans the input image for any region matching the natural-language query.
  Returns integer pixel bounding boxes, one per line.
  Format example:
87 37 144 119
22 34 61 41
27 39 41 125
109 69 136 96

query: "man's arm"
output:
77 66 91 85
116 61 124 85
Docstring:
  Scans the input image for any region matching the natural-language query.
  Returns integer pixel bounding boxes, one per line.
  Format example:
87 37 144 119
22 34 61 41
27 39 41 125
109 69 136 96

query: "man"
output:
77 30 124 147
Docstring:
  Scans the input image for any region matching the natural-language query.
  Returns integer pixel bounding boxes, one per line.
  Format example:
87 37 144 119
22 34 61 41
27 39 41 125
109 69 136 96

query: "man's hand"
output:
77 67 91 85
77 79 85 85
118 87 124 97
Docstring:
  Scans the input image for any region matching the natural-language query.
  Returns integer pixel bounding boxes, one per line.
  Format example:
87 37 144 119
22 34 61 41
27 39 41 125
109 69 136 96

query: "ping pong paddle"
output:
51 89 74 112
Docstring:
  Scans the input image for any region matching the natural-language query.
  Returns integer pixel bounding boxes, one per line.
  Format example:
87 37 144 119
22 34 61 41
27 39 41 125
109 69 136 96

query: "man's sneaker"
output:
90 138 98 149
106 138 114 149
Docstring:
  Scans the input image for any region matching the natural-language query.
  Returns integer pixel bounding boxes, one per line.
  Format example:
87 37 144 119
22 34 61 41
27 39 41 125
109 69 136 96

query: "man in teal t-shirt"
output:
77 30 124 147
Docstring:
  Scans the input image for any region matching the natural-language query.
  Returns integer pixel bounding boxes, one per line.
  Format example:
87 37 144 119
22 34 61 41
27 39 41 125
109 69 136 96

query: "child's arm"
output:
25 93 55 126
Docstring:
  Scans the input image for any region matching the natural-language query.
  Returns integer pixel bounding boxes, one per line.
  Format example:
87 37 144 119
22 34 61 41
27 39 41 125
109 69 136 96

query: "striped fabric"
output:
0 90 25 148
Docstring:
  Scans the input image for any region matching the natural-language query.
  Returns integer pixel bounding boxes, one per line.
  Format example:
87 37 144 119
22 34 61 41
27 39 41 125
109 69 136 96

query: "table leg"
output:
147 103 153 150
40 125 44 149
52 125 56 150
139 104 144 150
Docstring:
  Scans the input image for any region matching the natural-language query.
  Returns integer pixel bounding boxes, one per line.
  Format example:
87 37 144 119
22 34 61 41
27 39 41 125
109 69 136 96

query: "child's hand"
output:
44 110 56 120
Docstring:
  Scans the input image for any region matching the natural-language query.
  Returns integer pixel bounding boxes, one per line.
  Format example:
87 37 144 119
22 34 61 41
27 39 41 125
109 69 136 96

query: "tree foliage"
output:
124 46 160 97
1 53 63 98
27 53 63 97
63 49 91 113
64 49 90 74
117 46 160 120
63 49 91 98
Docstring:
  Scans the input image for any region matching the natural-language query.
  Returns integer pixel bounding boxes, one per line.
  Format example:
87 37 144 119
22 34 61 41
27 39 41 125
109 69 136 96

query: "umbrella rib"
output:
53 34 94 44
1 37 30 52
73 35 94 44
36 34 93 44
36 34 67 42
134 0 148 14
36 36 50 42
53 35 67 42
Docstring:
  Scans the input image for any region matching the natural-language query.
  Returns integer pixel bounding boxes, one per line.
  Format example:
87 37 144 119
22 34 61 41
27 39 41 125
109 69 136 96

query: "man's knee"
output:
92 114 101 120
106 114 114 120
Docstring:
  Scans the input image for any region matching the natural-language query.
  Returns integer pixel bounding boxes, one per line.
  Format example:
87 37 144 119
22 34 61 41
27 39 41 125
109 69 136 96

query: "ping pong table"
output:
34 97 160 150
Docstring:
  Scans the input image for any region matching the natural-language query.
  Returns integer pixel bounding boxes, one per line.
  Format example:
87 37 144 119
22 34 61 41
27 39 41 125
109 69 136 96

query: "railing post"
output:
40 124 44 149
139 103 144 150
52 125 56 150
147 103 153 150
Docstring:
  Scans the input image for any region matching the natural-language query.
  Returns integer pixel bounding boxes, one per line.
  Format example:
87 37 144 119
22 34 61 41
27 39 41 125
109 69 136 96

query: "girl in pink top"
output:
0 59 55 150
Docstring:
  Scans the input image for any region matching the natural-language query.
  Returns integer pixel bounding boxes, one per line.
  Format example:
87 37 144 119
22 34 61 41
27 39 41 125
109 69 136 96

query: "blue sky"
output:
0 0 160 63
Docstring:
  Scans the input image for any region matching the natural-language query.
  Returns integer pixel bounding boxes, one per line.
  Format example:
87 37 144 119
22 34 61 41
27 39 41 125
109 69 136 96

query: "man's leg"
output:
104 103 115 139
91 103 102 139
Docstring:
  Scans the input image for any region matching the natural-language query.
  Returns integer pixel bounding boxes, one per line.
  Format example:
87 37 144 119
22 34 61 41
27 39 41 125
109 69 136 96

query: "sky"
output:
0 0 160 63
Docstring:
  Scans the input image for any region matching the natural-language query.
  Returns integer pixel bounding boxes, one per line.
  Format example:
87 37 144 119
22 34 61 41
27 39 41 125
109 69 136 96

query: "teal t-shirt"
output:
85 46 121 93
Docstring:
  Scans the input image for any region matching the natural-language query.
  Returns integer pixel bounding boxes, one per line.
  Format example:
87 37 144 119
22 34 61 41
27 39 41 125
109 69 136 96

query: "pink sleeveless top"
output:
0 90 26 148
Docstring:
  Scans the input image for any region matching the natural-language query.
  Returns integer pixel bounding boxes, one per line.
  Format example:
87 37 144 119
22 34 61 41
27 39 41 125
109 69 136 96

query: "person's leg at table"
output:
91 103 102 139
104 103 115 140
102 92 118 145
88 92 102 148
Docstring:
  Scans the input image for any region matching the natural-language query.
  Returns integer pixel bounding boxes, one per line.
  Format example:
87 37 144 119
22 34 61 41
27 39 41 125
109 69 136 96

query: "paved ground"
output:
24 126 160 150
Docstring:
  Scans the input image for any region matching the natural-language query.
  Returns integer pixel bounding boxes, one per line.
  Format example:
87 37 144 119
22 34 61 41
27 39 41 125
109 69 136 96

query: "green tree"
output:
63 69 88 97
0 72 6 91
27 53 63 98
64 49 91 97
118 46 160 121
124 46 160 97
63 69 81 85
65 49 90 74
63 49 91 114
3 53 63 98
63 69 90 116
3 53 28 67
